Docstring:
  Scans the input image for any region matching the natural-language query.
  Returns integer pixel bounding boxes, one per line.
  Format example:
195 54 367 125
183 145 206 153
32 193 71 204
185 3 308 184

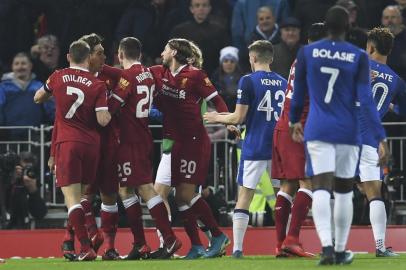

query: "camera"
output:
0 151 20 184
23 165 36 179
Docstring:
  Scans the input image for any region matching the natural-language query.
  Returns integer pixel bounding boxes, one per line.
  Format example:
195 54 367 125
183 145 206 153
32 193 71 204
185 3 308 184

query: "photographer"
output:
4 151 47 229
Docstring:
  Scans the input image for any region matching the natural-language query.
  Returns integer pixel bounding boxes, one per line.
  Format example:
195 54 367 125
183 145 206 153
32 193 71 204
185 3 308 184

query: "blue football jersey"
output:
290 39 386 145
237 71 287 160
361 59 406 147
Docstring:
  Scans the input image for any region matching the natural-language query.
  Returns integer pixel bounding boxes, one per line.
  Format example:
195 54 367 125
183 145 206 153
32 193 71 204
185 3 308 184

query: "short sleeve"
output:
109 72 133 112
194 71 218 101
44 71 58 94
95 82 108 112
236 75 253 105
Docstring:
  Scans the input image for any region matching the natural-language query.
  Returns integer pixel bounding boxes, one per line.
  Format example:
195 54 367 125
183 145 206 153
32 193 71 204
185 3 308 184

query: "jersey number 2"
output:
65 86 84 119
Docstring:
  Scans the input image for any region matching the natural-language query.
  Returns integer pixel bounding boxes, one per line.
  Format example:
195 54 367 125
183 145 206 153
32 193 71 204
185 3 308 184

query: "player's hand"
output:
370 70 378 82
227 125 241 139
48 156 55 174
378 140 391 167
203 111 219 123
289 122 304 143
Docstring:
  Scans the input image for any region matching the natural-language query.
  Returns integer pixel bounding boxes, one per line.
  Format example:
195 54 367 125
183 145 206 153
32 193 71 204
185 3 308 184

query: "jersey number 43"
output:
257 90 285 121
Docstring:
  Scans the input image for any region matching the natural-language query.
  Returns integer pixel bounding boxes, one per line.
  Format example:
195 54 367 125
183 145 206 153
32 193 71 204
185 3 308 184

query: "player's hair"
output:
248 40 274 63
69 40 90 64
119 37 142 60
346 27 368 49
13 52 32 63
79 33 103 52
308 23 327 42
367 27 394 56
325 5 349 36
167 38 194 65
188 41 203 69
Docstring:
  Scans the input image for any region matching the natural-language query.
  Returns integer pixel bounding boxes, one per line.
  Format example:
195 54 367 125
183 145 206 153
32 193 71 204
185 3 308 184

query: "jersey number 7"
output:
65 86 84 119
321 66 339 104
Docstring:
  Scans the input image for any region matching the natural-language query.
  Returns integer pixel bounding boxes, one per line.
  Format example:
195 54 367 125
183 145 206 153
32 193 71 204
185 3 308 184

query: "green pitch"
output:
1 255 405 270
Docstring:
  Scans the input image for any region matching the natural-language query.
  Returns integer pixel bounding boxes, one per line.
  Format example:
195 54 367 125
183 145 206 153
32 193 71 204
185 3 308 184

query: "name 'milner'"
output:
62 75 92 87
312 48 355 63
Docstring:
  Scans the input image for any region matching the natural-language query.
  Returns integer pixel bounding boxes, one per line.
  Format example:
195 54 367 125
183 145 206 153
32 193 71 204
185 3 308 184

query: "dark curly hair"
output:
367 27 394 56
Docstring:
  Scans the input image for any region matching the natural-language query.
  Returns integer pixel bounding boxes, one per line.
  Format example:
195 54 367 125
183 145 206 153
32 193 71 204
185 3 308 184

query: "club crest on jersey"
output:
179 90 186 99
237 89 242 99
119 77 129 90
180 78 188 88
204 77 212 87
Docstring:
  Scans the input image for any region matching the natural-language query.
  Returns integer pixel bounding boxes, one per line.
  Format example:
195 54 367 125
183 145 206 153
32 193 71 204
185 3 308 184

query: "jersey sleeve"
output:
236 75 253 106
109 72 133 112
101 64 122 82
393 78 406 116
44 71 58 94
194 71 219 101
289 47 307 124
95 82 109 112
357 52 386 142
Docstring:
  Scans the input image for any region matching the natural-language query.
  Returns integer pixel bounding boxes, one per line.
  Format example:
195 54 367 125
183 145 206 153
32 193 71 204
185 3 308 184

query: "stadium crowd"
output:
0 0 406 265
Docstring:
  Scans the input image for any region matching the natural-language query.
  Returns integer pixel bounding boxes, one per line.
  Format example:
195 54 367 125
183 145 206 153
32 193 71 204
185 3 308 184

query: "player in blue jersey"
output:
359 27 406 257
289 6 390 265
204 40 287 258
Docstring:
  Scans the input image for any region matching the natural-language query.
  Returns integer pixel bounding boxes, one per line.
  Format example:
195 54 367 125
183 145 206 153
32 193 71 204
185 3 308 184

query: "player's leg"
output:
332 144 360 265
359 145 398 257
306 141 336 265
232 160 267 258
138 182 181 259
100 192 120 260
119 186 150 260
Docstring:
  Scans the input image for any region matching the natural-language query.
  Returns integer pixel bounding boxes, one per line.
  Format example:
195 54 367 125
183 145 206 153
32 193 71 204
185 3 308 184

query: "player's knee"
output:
334 177 354 193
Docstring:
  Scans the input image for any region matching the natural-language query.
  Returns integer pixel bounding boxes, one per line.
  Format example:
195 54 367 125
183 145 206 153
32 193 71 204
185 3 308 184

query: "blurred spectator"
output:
170 0 230 74
336 0 358 27
364 0 397 29
346 27 368 49
115 0 176 66
0 53 54 141
211 46 243 111
294 0 336 42
271 17 301 79
250 6 281 45
4 151 47 229
395 0 406 22
30 35 60 83
231 0 290 55
382 5 406 80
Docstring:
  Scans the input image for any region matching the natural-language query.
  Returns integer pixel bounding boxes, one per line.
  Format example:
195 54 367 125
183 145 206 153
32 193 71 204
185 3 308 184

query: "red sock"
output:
190 196 221 237
149 201 175 243
101 210 119 250
179 207 202 246
275 193 292 248
64 220 75 242
287 189 312 238
69 206 90 252
81 199 98 237
125 203 146 246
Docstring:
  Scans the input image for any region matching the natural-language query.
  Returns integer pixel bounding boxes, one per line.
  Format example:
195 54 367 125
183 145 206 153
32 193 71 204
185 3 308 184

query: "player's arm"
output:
289 48 307 142
392 79 406 116
357 52 389 166
101 64 122 81
109 74 132 114
48 121 57 174
95 83 111 127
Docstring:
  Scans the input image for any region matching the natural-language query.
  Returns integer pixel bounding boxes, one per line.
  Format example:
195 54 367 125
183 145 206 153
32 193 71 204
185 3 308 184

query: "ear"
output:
66 53 70 63
171 49 177 57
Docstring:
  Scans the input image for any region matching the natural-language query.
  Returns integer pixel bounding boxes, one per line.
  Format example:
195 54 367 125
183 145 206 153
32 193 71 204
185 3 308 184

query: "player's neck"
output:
122 59 141 69
169 61 183 74
371 54 387 65
70 63 89 72
253 63 271 72
327 33 346 41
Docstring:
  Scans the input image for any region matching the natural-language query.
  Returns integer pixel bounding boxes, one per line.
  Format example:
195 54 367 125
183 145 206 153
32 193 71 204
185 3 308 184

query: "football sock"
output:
312 190 333 247
147 195 175 243
189 194 222 237
156 216 170 248
68 204 90 252
101 203 119 251
123 196 146 246
287 188 312 239
275 191 292 247
333 191 353 252
233 209 249 252
179 205 202 246
80 198 98 237
198 220 212 242
64 220 75 242
369 199 386 252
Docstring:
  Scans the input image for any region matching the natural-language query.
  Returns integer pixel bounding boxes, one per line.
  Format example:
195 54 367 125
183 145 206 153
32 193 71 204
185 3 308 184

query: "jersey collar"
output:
70 66 90 72
171 64 187 77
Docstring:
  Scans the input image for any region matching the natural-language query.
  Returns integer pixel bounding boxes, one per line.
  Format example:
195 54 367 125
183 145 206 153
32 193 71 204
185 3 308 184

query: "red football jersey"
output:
110 63 154 144
151 64 218 139
45 67 108 145
275 60 309 131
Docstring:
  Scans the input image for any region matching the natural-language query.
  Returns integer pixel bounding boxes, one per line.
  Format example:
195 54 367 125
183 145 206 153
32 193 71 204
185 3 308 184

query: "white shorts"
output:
237 159 279 189
155 153 171 186
359 144 381 182
306 140 359 178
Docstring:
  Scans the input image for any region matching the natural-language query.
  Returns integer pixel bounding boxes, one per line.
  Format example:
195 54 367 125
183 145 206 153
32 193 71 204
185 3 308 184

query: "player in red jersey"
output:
150 39 231 258
108 37 182 259
271 23 327 258
34 40 111 261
